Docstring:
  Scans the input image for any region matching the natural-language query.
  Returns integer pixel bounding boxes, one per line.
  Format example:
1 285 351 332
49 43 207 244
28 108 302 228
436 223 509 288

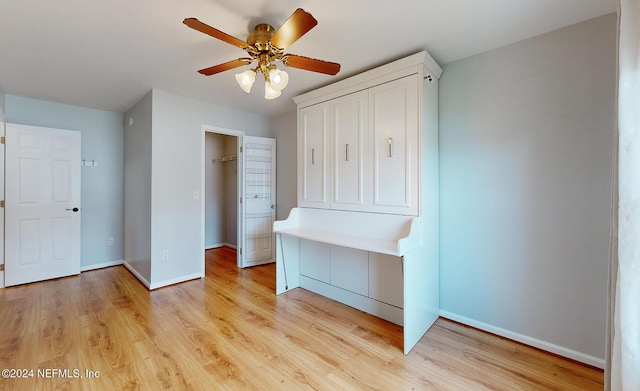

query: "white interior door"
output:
5 123 81 286
239 136 276 268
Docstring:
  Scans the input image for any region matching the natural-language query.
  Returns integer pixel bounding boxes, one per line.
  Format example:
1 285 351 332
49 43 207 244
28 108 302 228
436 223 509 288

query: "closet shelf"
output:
212 156 237 163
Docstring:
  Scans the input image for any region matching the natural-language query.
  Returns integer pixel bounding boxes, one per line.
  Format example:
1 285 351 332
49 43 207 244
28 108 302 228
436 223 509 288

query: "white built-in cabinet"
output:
275 51 442 354
300 241 403 310
298 76 418 215
299 104 329 207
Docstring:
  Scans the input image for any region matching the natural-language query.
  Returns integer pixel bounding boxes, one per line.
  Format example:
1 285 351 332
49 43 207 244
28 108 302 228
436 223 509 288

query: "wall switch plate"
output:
162 250 169 260
193 191 200 200
107 237 114 246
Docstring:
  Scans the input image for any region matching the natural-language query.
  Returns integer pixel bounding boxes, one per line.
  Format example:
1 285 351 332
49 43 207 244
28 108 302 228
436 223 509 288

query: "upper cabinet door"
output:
332 91 369 210
298 103 330 208
370 75 419 215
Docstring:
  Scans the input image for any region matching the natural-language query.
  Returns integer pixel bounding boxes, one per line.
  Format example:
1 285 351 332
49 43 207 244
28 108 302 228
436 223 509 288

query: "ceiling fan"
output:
183 8 341 99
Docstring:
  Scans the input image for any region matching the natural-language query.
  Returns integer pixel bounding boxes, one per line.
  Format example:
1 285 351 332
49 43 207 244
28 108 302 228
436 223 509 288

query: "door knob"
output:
66 207 80 212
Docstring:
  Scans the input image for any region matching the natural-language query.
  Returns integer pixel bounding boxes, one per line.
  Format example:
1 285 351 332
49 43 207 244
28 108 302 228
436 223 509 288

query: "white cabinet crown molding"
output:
294 51 442 109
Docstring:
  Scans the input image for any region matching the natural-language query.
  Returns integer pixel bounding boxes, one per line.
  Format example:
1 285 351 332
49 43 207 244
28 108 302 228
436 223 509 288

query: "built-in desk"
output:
273 207 421 256
273 207 438 354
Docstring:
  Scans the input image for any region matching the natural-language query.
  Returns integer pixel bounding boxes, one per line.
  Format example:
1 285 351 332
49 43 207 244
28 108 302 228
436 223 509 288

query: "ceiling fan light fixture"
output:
268 68 289 91
185 9 341 100
235 69 256 93
264 81 282 99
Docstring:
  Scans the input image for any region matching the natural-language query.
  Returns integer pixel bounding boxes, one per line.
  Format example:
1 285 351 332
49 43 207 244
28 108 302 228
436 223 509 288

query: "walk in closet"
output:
205 132 238 250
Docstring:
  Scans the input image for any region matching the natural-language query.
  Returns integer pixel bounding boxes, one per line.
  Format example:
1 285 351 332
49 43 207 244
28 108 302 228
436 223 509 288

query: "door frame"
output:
0 121 4 288
201 125 244 271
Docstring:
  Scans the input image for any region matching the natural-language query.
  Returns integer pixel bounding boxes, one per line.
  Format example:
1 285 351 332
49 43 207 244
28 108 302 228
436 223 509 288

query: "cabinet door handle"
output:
312 148 315 165
388 138 393 158
345 144 349 161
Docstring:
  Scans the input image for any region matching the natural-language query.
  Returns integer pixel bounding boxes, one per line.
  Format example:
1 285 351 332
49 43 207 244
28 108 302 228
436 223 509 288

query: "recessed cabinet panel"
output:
299 239 331 283
333 91 368 209
299 104 329 207
369 253 404 308
370 75 419 215
330 245 369 296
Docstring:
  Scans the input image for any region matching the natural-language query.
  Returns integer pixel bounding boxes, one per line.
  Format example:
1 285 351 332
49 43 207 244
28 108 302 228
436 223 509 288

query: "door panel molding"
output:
5 123 81 286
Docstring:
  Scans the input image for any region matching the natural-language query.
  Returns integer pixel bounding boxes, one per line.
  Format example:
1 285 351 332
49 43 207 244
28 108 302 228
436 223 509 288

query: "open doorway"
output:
202 126 277 272
205 132 238 251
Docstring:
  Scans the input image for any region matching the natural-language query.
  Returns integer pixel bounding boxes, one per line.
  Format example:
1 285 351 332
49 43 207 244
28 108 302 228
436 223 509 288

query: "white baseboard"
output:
439 311 605 369
81 260 123 272
123 262 203 291
123 261 151 289
149 273 203 290
205 243 237 250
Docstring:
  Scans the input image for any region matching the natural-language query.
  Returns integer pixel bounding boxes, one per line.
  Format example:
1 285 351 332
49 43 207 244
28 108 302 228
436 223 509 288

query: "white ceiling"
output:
0 0 617 118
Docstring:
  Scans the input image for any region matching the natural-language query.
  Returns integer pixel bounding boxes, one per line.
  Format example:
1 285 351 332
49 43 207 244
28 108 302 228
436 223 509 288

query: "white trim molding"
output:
439 311 605 369
205 243 237 250
81 260 124 272
123 261 151 289
149 273 202 290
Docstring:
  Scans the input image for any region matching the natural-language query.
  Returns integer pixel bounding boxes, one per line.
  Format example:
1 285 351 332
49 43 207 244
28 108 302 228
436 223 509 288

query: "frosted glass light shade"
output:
268 68 289 91
235 69 256 93
264 82 282 99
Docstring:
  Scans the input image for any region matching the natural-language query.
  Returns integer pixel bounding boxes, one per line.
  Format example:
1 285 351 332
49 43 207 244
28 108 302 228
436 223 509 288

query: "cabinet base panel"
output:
300 275 404 326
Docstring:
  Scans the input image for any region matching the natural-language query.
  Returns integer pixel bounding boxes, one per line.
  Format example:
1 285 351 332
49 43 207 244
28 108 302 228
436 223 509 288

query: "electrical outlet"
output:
162 250 169 260
107 237 114 246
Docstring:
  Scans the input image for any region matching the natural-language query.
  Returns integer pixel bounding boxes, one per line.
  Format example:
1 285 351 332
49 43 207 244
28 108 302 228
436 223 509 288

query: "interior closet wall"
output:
205 132 237 249
224 135 238 247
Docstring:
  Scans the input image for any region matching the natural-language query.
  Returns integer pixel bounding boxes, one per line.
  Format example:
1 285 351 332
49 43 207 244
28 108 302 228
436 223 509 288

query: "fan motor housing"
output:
248 24 275 52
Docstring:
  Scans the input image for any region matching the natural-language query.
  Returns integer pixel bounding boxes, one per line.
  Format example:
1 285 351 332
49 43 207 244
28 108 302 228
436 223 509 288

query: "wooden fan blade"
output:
198 58 252 76
282 54 341 75
184 18 249 49
270 9 317 50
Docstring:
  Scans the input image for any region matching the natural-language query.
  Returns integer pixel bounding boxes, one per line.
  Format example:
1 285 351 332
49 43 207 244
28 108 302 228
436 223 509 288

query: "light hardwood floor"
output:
0 247 603 390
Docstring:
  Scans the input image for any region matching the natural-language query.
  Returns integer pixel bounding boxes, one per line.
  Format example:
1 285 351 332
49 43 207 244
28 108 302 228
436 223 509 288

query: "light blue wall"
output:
438 14 616 364
5 95 124 269
0 87 5 120
123 91 152 283
269 111 297 221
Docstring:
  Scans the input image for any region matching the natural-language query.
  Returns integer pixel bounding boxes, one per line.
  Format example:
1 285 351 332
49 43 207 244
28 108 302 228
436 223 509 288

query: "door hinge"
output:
1 136 4 144
240 197 242 204
239 248 242 255
0 264 4 272
240 146 243 153
0 200 4 208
